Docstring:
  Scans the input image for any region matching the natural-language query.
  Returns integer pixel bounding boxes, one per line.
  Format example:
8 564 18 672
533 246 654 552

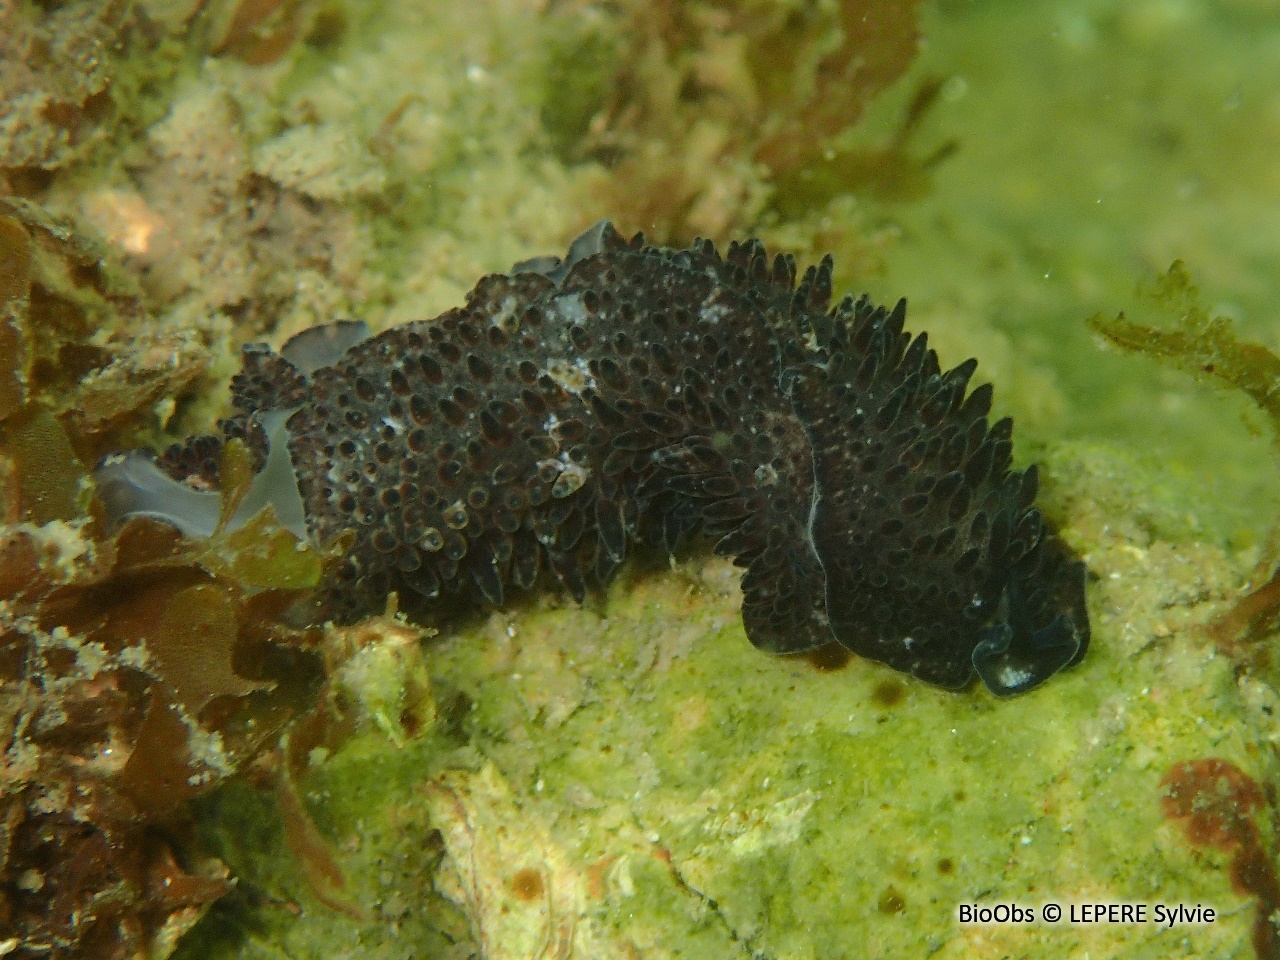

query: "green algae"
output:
176 723 470 960
854 0 1280 541
172 440 1279 959
536 14 620 163
179 508 1272 958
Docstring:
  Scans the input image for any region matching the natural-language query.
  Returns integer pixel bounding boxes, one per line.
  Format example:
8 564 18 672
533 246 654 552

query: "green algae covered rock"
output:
181 437 1280 959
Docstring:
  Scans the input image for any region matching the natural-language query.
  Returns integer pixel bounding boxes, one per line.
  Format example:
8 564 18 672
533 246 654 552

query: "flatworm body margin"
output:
97 222 1090 696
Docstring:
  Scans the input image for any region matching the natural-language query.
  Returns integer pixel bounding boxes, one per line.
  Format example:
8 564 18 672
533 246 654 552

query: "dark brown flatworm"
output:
97 222 1089 696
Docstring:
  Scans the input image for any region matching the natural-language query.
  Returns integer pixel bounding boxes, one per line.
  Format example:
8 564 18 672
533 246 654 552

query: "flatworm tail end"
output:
96 321 373 541
95 449 223 538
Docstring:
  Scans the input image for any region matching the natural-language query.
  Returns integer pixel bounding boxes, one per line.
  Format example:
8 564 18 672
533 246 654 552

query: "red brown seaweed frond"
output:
752 0 925 176
210 0 344 66
544 0 933 245
0 52 415 937
1161 758 1280 959
0 493 333 959
0 201 341 958
0 0 134 180
0 202 209 480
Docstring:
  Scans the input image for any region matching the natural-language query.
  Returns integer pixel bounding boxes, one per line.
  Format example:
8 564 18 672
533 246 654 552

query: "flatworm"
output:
96 222 1090 696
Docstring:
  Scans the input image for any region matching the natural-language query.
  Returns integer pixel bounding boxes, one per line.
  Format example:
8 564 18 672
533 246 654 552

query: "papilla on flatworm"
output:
97 221 1089 696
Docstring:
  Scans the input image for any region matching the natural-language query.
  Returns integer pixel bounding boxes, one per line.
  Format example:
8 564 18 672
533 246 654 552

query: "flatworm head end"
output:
790 294 1090 697
971 538 1089 696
